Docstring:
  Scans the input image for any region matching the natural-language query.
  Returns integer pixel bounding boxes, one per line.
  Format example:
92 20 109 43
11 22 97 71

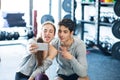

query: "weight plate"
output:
112 20 120 39
111 41 120 60
62 0 71 12
41 14 54 24
114 1 120 17
63 14 71 19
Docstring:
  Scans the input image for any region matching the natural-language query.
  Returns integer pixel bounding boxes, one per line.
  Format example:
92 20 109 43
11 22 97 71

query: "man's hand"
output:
28 76 34 80
59 46 73 60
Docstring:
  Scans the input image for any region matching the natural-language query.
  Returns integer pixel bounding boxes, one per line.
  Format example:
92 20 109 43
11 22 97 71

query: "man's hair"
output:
58 19 75 32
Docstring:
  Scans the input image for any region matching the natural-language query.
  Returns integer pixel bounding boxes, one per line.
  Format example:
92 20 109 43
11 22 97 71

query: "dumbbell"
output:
13 32 20 40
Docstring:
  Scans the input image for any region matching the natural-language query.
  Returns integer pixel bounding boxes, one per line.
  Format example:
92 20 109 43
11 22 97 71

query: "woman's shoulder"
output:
28 37 37 44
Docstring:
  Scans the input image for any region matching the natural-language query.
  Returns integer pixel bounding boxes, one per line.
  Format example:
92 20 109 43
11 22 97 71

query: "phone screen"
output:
37 43 48 51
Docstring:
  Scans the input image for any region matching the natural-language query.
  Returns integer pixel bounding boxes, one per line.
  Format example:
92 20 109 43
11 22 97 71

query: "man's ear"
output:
71 31 74 35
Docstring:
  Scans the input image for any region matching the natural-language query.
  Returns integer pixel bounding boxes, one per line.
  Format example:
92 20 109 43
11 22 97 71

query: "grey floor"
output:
0 40 120 80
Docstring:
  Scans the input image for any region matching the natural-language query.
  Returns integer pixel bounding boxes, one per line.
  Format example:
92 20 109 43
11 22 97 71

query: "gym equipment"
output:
85 39 95 48
27 30 34 39
5 13 26 27
97 41 112 55
0 31 6 41
100 16 109 23
112 20 120 39
108 16 115 23
89 16 94 21
41 14 54 24
62 0 77 13
114 1 120 17
111 41 120 60
5 32 13 40
62 0 72 13
63 14 71 19
104 0 113 3
13 32 20 40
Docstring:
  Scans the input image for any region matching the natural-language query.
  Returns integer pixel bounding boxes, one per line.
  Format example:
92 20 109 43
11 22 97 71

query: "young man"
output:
52 18 89 80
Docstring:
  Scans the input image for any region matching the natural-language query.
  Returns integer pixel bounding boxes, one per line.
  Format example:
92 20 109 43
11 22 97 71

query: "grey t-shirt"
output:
52 37 88 77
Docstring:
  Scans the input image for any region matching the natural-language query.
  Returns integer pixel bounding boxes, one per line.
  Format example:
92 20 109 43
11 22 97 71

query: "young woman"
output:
15 21 58 80
52 19 89 80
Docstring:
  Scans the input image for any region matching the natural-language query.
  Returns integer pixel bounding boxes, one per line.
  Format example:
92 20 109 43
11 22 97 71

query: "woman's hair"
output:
35 37 44 66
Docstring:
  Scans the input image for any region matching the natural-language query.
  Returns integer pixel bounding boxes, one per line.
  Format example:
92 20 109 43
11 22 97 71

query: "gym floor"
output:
0 39 120 80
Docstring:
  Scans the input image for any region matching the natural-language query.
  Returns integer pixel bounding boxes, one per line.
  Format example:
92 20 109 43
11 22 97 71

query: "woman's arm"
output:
29 45 58 79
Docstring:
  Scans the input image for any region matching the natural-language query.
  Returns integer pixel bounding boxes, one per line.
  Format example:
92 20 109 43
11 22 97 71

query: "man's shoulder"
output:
73 36 85 44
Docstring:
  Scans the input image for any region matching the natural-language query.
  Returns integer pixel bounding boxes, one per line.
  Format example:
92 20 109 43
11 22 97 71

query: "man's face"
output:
41 24 55 43
58 25 73 43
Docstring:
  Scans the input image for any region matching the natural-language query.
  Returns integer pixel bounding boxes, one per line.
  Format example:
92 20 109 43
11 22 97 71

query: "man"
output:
52 18 89 80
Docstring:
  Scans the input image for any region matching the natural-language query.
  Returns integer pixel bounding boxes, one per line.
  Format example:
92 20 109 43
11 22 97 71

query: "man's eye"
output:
64 31 68 33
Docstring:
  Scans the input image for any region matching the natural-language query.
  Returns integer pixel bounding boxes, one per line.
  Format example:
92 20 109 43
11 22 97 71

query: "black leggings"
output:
58 74 79 80
15 72 29 80
15 72 49 80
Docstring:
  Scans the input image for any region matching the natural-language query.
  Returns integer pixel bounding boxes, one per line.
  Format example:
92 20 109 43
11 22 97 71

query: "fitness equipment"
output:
41 14 54 24
5 13 26 27
108 16 115 23
41 0 54 24
27 31 34 39
5 32 13 40
112 20 120 39
85 39 95 48
114 1 120 17
111 41 120 60
13 32 20 40
27 27 34 39
89 16 94 21
63 14 71 19
61 0 77 21
97 41 112 55
100 16 109 23
62 0 77 12
62 0 72 13
0 31 6 41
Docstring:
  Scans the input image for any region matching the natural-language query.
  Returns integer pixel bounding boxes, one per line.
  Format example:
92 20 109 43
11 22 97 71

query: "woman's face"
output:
58 25 73 43
41 23 55 43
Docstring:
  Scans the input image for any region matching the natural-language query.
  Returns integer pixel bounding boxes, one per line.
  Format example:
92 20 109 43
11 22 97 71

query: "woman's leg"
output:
15 72 29 80
35 73 49 80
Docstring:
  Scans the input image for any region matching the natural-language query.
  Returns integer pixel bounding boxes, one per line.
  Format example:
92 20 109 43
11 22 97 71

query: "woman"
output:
15 21 58 80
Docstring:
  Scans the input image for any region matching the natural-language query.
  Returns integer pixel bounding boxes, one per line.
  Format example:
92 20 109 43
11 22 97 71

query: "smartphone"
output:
37 43 48 51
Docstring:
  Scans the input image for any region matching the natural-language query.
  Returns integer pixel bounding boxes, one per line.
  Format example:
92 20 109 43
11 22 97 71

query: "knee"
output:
77 76 89 80
35 73 49 80
54 76 63 80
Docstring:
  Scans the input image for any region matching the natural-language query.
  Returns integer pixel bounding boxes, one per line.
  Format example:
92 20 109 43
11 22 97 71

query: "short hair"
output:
58 19 75 32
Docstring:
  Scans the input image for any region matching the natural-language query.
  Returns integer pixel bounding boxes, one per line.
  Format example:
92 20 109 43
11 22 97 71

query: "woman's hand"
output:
29 43 39 54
